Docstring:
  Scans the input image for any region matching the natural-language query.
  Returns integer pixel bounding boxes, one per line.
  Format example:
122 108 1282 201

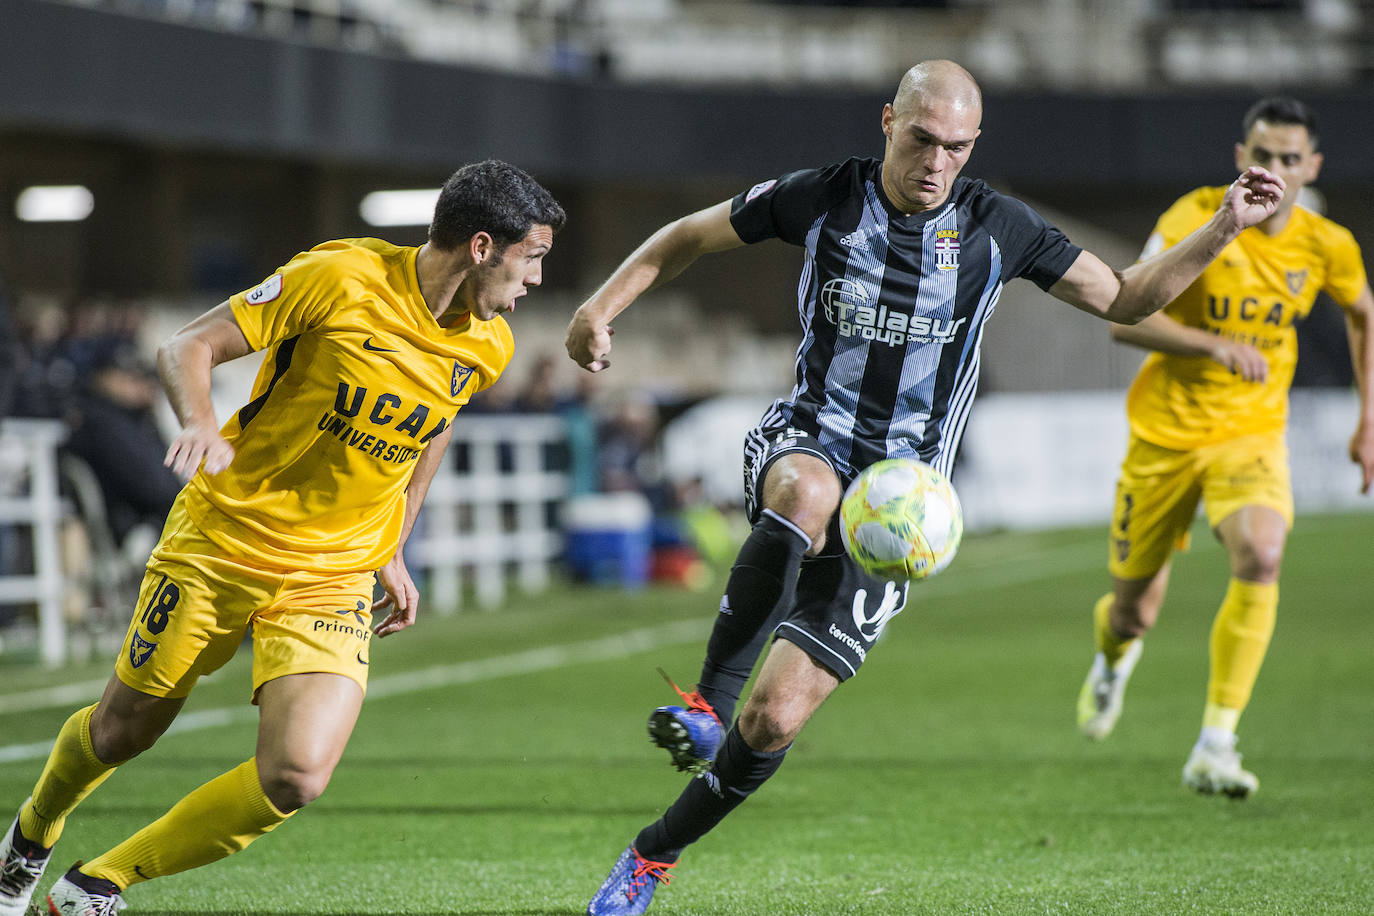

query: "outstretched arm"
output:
1344 284 1374 493
1048 167 1285 324
373 423 453 637
158 300 254 481
565 200 745 372
1109 312 1270 383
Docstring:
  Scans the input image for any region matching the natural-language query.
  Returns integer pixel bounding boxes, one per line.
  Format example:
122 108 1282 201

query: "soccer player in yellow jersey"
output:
1075 97 1374 798
0 160 564 915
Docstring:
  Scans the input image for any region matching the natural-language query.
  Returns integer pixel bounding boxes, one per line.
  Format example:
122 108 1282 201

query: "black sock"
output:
634 724 791 861
696 510 809 724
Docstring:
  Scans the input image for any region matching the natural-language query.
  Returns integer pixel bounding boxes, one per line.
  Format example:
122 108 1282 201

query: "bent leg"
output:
637 642 838 860
19 677 184 849
81 673 361 889
696 449 840 724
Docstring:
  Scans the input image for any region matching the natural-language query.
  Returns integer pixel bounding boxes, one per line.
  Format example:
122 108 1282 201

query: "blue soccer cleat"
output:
646 669 724 774
587 845 675 916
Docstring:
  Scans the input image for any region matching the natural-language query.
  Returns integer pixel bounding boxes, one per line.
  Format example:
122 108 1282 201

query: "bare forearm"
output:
397 428 451 550
1111 312 1220 356
579 218 715 322
1107 210 1241 324
1347 311 1374 421
157 335 219 428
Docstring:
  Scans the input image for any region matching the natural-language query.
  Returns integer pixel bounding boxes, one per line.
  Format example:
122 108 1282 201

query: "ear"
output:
468 231 495 265
881 103 895 140
1307 150 1324 184
1233 142 1246 172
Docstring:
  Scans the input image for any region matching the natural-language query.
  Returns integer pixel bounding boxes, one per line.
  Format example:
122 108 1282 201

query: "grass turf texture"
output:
2 513 1370 914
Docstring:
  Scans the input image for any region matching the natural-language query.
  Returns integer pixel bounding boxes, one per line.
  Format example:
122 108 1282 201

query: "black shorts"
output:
742 424 911 681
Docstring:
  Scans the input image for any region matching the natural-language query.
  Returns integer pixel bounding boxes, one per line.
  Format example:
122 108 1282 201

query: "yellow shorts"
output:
115 496 376 702
1108 432 1293 580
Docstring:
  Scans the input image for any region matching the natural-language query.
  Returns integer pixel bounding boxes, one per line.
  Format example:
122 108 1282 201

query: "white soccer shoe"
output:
1075 641 1144 740
1182 736 1259 799
0 800 51 916
45 866 126 916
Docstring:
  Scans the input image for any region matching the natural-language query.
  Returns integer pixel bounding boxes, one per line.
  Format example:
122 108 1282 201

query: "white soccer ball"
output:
838 458 963 581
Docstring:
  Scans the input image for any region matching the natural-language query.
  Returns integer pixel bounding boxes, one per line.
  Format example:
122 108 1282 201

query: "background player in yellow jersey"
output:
0 160 565 914
1076 97 1374 797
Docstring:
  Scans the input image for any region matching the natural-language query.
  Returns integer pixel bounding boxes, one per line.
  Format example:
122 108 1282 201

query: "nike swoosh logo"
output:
362 337 398 353
357 652 369 666
134 865 150 879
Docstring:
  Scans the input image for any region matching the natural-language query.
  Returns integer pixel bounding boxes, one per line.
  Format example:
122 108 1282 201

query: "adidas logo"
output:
839 232 871 252
719 596 733 616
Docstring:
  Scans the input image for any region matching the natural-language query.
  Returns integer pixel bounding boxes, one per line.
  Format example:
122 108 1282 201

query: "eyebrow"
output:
910 124 977 147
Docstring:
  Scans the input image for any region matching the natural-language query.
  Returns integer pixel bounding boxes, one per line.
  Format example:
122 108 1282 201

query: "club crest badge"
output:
935 229 960 271
451 362 475 398
1286 269 1307 295
129 632 157 669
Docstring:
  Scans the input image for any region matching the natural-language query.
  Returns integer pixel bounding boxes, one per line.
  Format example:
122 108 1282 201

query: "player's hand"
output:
372 553 420 637
565 308 614 372
1221 166 1285 231
1208 339 1268 382
1348 421 1374 494
163 423 234 481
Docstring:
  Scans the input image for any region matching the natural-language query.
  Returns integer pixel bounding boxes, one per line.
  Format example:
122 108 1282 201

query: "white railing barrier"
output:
0 418 69 666
407 413 569 612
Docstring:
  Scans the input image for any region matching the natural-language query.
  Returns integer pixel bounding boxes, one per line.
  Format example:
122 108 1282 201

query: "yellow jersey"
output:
1126 186 1366 450
183 238 513 573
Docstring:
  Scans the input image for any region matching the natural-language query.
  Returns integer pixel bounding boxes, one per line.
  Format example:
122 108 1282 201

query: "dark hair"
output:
1242 96 1319 149
429 159 567 251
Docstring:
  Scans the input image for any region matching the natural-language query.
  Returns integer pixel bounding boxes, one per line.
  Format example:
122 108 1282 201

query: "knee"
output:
257 760 333 813
765 478 842 551
88 710 161 765
1110 596 1158 640
1231 539 1284 582
737 698 797 752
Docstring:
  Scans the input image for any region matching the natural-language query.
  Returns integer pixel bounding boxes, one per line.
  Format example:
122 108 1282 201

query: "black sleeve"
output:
729 160 856 247
974 187 1082 291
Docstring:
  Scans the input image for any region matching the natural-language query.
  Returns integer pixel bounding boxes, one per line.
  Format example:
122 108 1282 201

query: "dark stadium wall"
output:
2 0 1373 310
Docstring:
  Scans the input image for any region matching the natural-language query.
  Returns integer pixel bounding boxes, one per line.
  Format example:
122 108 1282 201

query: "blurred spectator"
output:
12 301 181 547
596 394 659 495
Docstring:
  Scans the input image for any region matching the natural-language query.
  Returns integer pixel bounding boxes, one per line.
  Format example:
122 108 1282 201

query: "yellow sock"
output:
83 758 291 889
1205 578 1278 719
19 704 117 848
1093 593 1138 667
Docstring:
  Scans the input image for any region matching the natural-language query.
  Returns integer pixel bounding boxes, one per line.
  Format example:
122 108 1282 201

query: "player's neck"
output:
1254 204 1294 237
415 242 474 321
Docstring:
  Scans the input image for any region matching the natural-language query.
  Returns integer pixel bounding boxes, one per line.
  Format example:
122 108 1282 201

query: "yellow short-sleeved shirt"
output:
183 238 513 573
1127 186 1367 450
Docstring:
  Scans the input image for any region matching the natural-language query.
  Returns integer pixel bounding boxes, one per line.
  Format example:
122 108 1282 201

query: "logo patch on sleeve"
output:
245 274 283 305
745 179 778 202
452 363 475 397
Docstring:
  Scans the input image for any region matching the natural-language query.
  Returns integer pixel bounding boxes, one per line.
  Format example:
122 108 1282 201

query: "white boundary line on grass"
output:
0 618 709 764
0 538 1108 765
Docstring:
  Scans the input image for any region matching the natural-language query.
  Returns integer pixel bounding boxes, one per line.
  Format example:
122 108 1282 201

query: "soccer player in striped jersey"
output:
1076 97 1374 797
568 61 1283 914
0 160 563 916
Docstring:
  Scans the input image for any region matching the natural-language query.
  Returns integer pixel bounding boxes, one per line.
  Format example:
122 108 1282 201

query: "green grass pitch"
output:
2 513 1371 914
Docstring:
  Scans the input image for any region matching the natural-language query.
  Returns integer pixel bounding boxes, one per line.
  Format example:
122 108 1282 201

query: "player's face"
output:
880 98 981 213
466 224 555 321
1235 120 1321 214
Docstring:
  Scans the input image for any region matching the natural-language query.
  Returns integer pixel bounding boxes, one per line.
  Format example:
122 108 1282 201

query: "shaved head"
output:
893 60 982 123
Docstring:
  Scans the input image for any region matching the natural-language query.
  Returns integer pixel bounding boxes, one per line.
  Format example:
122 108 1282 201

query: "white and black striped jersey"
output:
730 156 1082 482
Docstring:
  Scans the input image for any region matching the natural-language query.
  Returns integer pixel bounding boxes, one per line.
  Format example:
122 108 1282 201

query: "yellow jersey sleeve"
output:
185 239 516 573
1125 187 1367 450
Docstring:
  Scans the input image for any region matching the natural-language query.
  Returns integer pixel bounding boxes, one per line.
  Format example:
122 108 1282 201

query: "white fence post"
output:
0 418 70 666
409 413 569 613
